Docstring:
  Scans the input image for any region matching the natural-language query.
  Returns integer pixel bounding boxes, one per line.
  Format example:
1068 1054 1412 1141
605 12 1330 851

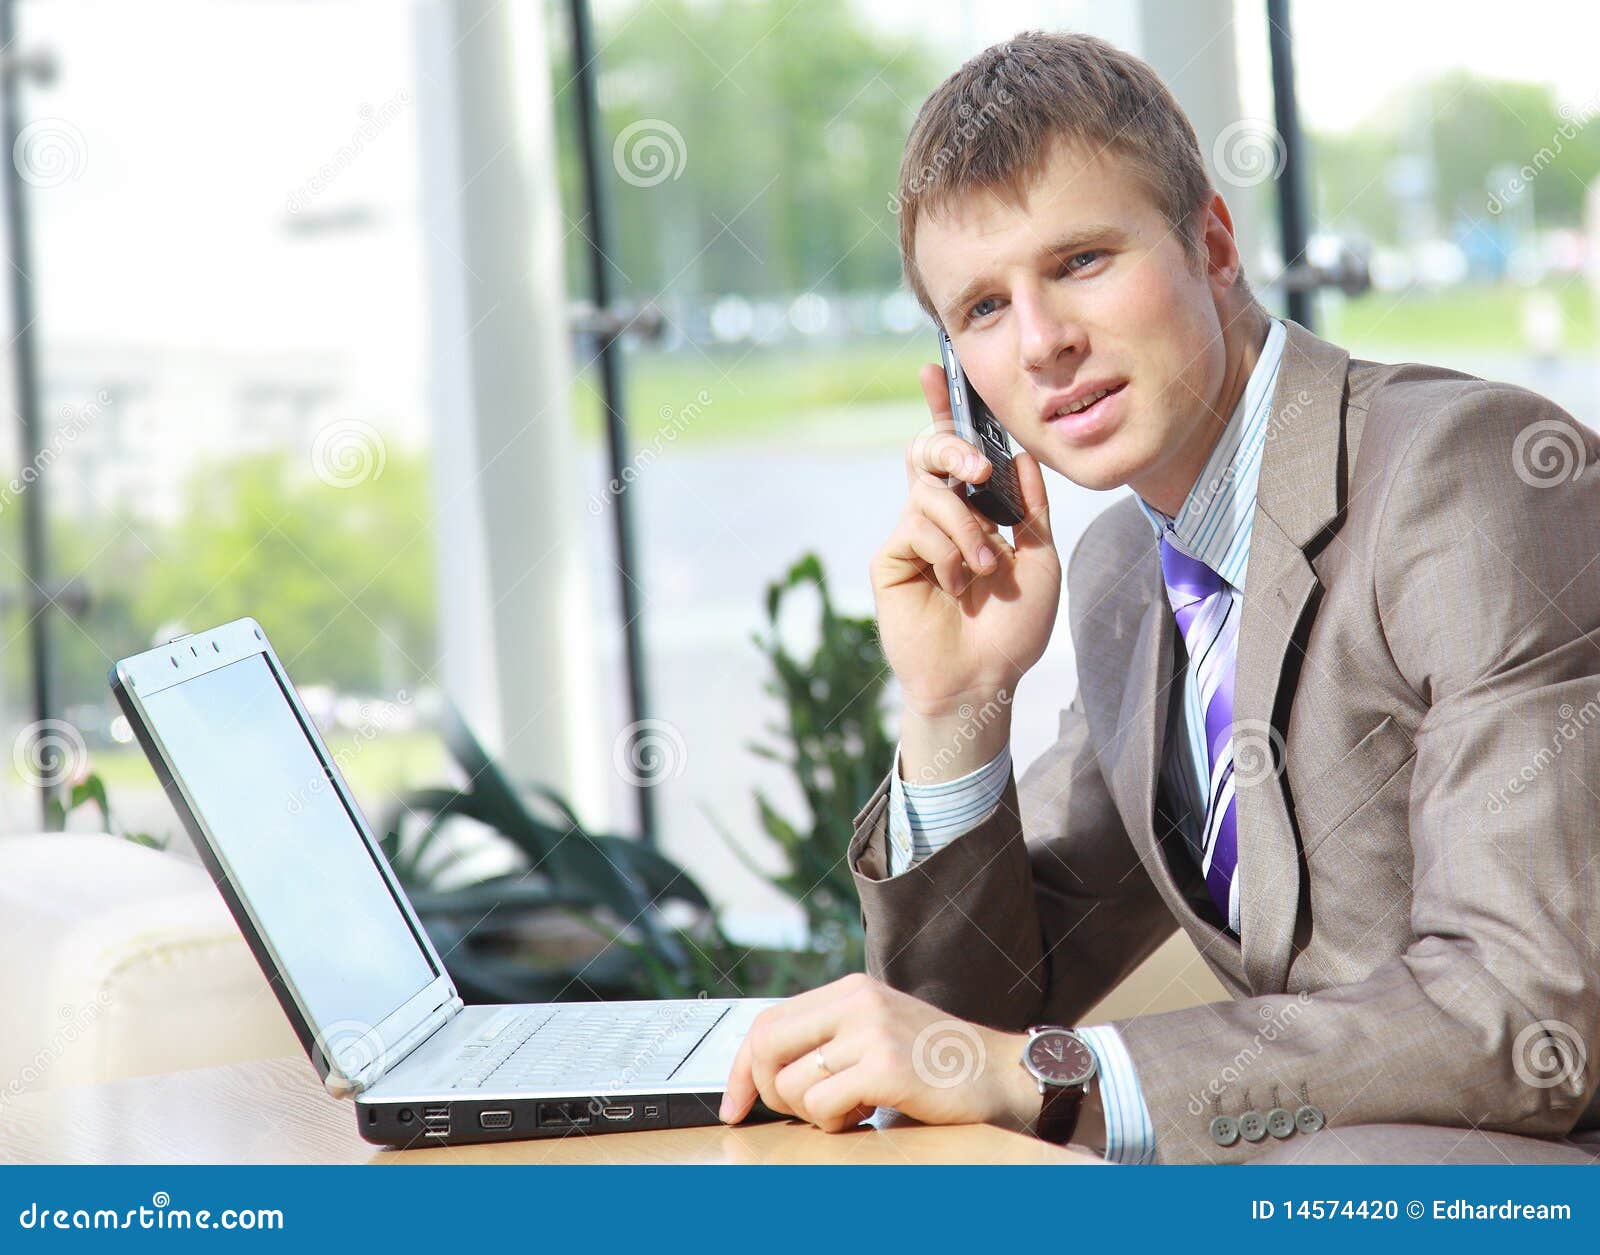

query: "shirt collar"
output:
1135 317 1286 586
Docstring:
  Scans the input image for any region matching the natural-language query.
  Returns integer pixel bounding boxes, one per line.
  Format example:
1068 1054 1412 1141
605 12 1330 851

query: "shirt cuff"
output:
1075 1024 1157 1165
886 740 1012 876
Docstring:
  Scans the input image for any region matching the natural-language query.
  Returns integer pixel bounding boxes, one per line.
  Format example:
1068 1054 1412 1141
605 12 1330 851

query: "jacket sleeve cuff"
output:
1075 1024 1157 1165
886 741 1013 876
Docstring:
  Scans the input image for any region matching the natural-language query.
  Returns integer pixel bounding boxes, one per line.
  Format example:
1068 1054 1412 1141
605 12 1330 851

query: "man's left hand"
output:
719 972 1040 1133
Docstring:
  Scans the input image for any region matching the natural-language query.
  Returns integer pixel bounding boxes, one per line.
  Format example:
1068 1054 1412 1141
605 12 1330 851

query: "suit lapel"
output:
1105 572 1248 986
1233 320 1351 994
1104 594 1184 904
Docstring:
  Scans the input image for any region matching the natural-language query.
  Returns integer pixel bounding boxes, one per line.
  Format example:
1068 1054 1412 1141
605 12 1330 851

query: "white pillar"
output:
1133 0 1264 274
413 0 608 825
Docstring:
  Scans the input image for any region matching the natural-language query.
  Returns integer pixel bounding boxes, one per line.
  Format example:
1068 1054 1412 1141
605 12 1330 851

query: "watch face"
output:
1025 1030 1095 1086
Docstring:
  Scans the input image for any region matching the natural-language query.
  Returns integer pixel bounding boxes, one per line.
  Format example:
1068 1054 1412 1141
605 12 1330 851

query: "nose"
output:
1015 287 1086 374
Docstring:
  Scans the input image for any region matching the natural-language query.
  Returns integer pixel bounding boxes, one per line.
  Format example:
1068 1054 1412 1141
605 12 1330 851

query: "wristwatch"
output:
1019 1026 1097 1145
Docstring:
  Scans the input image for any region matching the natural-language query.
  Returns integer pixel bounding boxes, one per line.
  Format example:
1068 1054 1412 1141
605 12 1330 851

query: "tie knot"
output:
1159 533 1226 609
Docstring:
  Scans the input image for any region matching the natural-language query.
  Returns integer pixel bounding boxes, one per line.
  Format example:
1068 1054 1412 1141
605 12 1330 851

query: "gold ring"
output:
813 1048 832 1076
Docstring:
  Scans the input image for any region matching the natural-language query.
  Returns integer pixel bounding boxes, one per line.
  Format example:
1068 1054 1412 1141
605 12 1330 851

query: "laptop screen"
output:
140 651 438 1042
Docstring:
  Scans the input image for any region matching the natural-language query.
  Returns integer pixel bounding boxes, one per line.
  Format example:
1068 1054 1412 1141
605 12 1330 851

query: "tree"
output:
547 0 935 303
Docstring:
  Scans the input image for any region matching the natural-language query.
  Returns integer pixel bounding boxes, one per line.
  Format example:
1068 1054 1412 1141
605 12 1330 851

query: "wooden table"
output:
0 1057 1099 1166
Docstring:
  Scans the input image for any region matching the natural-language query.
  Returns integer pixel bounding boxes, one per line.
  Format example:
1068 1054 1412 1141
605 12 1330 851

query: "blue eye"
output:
969 296 999 320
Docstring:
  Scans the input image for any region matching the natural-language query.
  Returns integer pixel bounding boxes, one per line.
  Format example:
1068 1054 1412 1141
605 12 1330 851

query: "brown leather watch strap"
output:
1034 1078 1087 1145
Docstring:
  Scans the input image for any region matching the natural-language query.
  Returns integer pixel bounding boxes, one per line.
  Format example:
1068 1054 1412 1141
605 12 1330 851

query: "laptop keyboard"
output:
450 1001 733 1092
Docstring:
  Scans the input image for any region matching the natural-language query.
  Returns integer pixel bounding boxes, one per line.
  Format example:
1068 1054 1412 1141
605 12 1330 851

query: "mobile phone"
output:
936 330 1026 527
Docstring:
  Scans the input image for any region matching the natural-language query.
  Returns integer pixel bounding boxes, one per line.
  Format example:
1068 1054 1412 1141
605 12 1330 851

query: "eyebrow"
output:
940 223 1128 324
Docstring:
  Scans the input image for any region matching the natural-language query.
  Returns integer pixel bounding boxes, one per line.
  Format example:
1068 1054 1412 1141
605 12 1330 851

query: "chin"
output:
1048 440 1149 495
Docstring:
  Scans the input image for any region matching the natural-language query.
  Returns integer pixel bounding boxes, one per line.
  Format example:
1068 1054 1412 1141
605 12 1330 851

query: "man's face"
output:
915 138 1235 501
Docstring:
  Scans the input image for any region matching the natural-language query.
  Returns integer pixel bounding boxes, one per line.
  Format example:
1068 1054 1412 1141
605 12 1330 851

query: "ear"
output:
1199 191 1243 294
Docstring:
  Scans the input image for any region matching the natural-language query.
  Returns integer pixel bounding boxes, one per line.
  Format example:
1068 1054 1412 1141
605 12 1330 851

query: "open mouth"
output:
1048 381 1127 426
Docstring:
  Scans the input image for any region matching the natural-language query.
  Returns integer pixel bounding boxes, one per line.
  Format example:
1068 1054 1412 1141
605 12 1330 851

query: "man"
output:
720 30 1600 1164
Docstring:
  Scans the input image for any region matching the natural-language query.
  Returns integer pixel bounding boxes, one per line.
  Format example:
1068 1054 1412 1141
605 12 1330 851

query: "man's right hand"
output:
869 362 1062 773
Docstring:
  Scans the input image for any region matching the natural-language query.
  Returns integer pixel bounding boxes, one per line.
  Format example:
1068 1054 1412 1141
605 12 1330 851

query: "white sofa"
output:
0 833 300 1099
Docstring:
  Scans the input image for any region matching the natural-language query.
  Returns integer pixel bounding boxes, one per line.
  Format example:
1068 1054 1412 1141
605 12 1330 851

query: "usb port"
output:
601 1105 635 1122
479 1110 513 1130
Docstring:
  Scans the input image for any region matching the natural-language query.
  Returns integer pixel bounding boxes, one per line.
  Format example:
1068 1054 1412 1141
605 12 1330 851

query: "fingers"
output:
720 1032 759 1123
742 991 862 1124
721 975 870 1126
1010 450 1055 553
911 480 1009 577
898 515 970 598
908 363 989 490
772 1037 864 1127
800 1069 879 1133
917 361 954 427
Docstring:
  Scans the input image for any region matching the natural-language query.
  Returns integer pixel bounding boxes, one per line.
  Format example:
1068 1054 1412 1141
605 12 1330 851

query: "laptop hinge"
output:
339 994 463 1097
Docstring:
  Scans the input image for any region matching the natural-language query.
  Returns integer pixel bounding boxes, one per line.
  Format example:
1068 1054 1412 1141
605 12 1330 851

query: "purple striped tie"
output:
1158 535 1240 931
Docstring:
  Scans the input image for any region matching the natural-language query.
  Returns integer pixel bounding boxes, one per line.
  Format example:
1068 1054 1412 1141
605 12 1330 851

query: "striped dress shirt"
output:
884 318 1287 1163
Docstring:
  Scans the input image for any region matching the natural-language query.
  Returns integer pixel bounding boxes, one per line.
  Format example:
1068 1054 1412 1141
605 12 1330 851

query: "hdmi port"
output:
601 1105 635 1121
479 1110 513 1130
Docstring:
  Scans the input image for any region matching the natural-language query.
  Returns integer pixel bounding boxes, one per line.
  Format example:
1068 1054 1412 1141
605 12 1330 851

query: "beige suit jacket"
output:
848 320 1600 1163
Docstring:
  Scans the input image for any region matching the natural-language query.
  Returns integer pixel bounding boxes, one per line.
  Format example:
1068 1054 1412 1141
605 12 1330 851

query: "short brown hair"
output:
895 30 1215 322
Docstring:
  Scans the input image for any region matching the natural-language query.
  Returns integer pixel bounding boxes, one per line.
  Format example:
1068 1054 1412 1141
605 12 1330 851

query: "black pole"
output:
566 0 657 848
0 0 59 826
1267 0 1314 330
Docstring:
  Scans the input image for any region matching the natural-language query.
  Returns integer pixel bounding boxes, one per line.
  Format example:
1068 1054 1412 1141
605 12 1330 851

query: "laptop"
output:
109 617 779 1147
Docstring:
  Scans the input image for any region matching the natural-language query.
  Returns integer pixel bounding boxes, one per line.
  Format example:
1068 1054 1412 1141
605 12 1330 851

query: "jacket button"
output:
1294 1104 1325 1134
1266 1107 1296 1138
1209 1114 1240 1146
1238 1110 1268 1142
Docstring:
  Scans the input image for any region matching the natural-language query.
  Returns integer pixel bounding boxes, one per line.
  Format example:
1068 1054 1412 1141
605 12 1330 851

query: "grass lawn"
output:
34 730 450 824
567 281 1599 447
1326 279 1597 351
